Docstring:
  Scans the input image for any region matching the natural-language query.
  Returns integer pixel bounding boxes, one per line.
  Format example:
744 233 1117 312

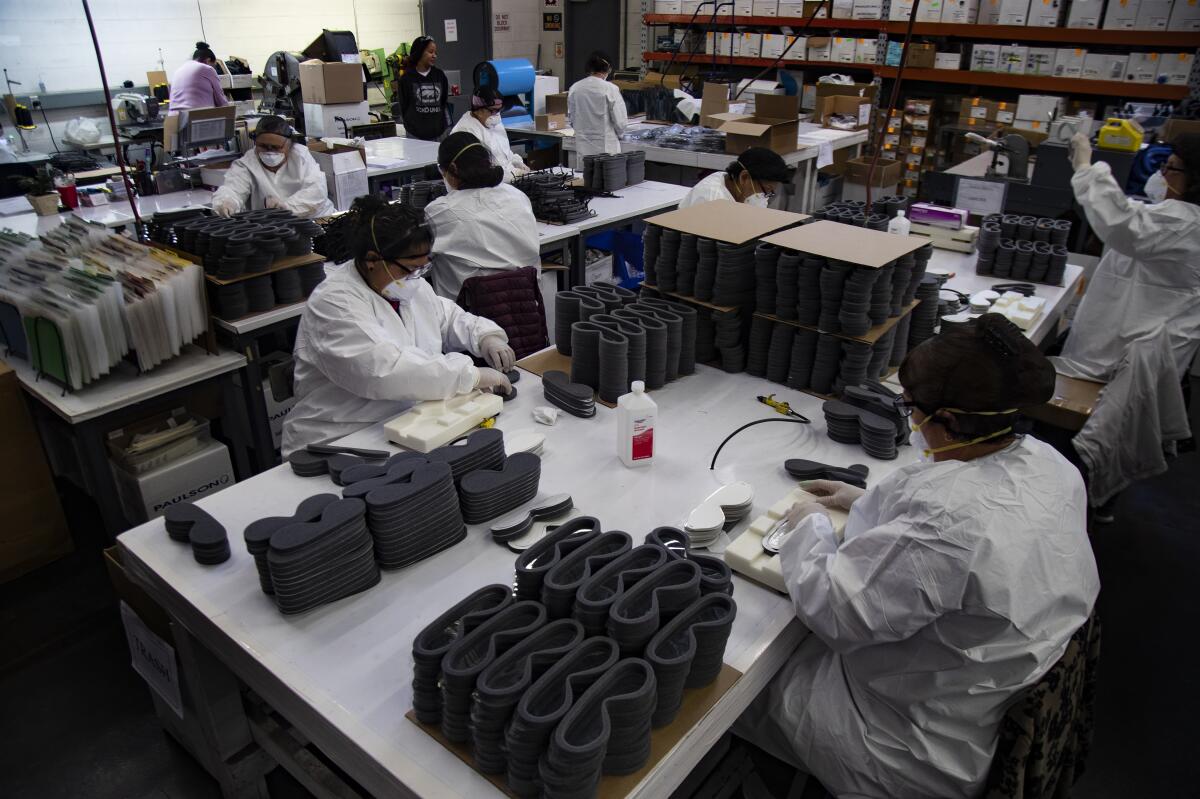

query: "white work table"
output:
364 136 442 180
118 364 919 799
1 188 213 233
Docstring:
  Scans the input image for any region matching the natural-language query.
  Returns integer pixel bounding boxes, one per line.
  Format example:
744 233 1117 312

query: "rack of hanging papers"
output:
0 218 211 392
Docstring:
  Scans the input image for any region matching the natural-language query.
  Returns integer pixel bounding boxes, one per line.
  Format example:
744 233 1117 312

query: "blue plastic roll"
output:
477 58 536 96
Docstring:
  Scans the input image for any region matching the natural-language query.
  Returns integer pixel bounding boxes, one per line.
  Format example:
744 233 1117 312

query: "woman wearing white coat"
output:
451 86 529 183
282 196 515 455
567 52 627 158
678 147 791 209
212 116 335 219
425 131 540 300
734 314 1099 799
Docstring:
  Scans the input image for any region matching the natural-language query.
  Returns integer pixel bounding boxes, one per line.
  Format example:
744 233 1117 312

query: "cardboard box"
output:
754 0 780 14
1066 0 1106 25
783 36 807 60
971 44 1001 71
1025 47 1058 75
1168 0 1200 28
309 142 369 212
1001 0 1032 23
779 0 807 14
761 33 786 60
1135 0 1173 27
807 37 833 61
852 0 884 17
815 81 878 103
998 45 1029 73
935 52 962 69
1125 52 1162 81
712 94 802 154
299 59 364 104
831 37 858 63
1083 53 1128 80
113 439 234 524
1054 47 1088 77
700 82 730 128
918 0 946 18
536 92 568 131
905 43 938 68
655 0 683 11
737 33 762 59
890 0 917 18
1012 117 1049 133
856 38 879 63
1102 0 1142 27
819 94 873 129
302 100 370 138
1162 116 1200 141
832 0 855 15
1158 51 1196 83
1016 94 1064 119
941 0 981 21
960 97 999 120
1024 374 1104 431
801 0 829 15
1027 0 1064 25
733 0 755 13
995 101 1017 123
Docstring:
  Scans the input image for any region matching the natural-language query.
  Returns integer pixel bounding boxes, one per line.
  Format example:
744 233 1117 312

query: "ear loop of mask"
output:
911 407 1019 457
370 215 402 286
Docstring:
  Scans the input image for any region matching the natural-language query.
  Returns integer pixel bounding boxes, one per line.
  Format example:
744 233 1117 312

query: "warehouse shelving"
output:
875 65 1189 99
643 52 877 70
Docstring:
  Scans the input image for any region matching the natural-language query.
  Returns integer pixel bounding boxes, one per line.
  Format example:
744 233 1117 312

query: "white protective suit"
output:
212 146 337 219
425 183 540 300
1061 161 1200 381
281 263 506 455
678 171 736 209
568 75 628 157
451 112 528 183
735 435 1099 799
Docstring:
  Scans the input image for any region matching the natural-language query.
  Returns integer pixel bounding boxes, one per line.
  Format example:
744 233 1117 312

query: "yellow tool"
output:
1097 118 1144 153
479 417 497 429
757 394 809 422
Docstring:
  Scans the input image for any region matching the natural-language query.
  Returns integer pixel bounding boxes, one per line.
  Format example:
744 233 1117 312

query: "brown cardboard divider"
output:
760 220 926 268
645 200 809 245
405 661 742 799
1025 373 1105 432
755 298 920 344
699 82 731 129
515 349 617 408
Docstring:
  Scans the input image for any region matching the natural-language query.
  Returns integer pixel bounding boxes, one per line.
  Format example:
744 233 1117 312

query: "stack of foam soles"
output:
675 234 698 296
755 244 781 315
163 504 231 565
361 462 468 567
975 213 1070 285
907 276 940 350
581 153 644 191
244 494 339 594
712 309 743 373
459 452 542 525
824 400 899 459
543 370 597 417
411 522 735 797
710 242 756 308
643 225 660 285
694 238 718 303
655 229 680 292
264 498 381 614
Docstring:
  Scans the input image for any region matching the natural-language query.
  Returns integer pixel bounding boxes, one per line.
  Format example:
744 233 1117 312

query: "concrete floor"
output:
2 410 1197 798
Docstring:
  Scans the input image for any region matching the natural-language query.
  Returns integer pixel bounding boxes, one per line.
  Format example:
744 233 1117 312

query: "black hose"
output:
710 417 808 469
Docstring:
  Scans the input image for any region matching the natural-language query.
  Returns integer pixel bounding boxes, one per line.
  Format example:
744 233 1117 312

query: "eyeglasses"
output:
377 252 432 276
894 398 920 418
1160 163 1186 175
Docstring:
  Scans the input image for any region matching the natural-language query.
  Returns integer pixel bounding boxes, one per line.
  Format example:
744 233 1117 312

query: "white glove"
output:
475 367 513 396
792 501 831 522
265 196 282 209
212 197 238 217
801 479 866 511
1069 132 1093 172
480 336 516 371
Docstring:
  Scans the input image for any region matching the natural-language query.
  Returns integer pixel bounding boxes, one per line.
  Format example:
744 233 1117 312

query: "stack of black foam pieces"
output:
298 261 326 295
869 263 893 324
505 636 620 797
818 260 849 333
590 313 647 387
164 504 231 565
843 382 909 446
440 601 547 742
607 559 702 656
675 233 699 296
572 283 626 313
426 427 507 484
539 658 657 796
212 283 249 320
644 593 736 727
266 498 381 614
784 459 869 487
642 225 660 285
745 314 772 376
766 321 794 384
244 494 339 593
514 516 602 601
712 309 744 373
646 528 734 597
711 242 756 308
693 237 718 301
599 154 628 192
774 249 800 321
889 313 913 367
411 584 513 725
694 309 716 364
625 151 646 185
795 255 823 325
836 340 873 393
555 290 605 355
655 229 681 292
472 618 585 773
245 275 275 313
543 370 597 417
823 400 900 459
640 297 697 377
787 328 819 390
754 243 781 315
573 544 672 636
868 327 895 379
809 332 842 395
838 265 878 337
891 256 912 316
366 461 468 568
458 452 542 524
614 307 667 389
625 301 681 384
340 453 429 499
272 267 303 305
908 276 939 348
541 531 633 619
570 320 629 403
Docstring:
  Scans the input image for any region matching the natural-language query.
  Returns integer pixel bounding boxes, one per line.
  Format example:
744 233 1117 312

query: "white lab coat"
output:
281 263 506 455
678 171 736 209
1061 161 1200 381
567 75 627 157
425 183 540 300
735 436 1099 799
451 112 528 183
212 146 337 219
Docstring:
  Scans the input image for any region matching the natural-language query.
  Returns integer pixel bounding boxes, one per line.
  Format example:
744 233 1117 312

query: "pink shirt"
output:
168 61 228 111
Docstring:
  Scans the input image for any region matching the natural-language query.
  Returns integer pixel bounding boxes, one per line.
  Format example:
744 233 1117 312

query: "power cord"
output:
38 104 61 153
710 417 809 470
864 0 922 210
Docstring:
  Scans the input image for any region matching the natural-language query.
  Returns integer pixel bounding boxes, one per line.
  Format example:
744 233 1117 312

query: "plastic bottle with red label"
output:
617 380 656 468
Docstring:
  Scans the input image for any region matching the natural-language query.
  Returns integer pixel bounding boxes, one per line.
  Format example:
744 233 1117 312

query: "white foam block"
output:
724 488 849 594
383 391 505 452
991 293 1046 330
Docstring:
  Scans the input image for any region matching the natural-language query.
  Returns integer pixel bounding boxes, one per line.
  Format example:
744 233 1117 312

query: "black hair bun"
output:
196 41 210 49
350 193 388 218
974 313 1026 357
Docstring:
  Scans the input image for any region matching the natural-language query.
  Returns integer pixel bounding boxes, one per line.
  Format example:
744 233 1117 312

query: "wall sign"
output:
955 177 1008 217
494 12 510 32
444 19 458 43
543 12 563 31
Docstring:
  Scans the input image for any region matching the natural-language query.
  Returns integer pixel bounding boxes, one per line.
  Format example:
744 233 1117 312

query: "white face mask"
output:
380 263 431 305
1144 170 1169 203
908 425 936 463
746 193 770 208
485 114 502 128
258 150 285 168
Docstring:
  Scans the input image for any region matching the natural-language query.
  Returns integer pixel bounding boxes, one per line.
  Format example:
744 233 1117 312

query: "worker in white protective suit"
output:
734 313 1100 799
425 132 540 301
678 147 791 209
451 86 529 183
212 115 336 219
567 52 627 158
282 195 515 455
1061 132 1200 381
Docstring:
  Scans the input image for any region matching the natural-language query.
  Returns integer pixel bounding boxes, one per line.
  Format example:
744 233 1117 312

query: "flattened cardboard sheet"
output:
645 200 808 245
761 219 926 268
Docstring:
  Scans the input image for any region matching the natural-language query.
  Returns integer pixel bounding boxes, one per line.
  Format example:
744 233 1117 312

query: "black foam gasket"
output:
613 308 668 391
627 301 682 382
555 291 606 355
339 451 427 486
540 531 633 619
573 544 671 637
644 593 737 727
607 560 702 656
645 528 733 596
163 504 230 565
822 400 899 460
506 636 620 797
471 618 585 773
539 658 656 791
269 498 366 554
490 493 574 542
341 456 430 499
426 428 507 483
411 584 514 724
637 297 697 377
513 516 601 601
570 321 629 403
243 493 340 591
